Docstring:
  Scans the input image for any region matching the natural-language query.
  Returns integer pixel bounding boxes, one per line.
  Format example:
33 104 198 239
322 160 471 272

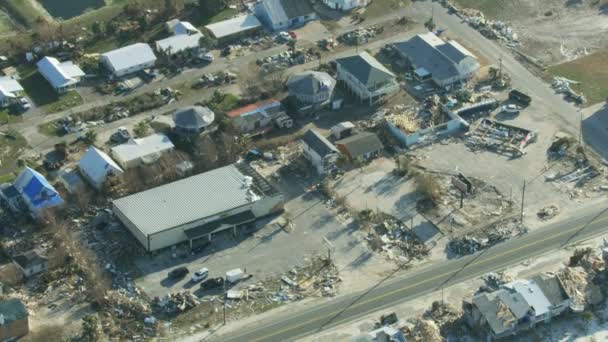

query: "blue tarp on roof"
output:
18 167 63 210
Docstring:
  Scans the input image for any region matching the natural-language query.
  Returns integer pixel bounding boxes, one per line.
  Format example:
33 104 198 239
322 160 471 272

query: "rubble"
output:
537 204 560 221
407 318 441 341
460 8 519 44
257 49 316 73
448 218 525 257
480 272 512 292
338 26 384 46
367 213 429 263
466 118 537 157
552 76 586 105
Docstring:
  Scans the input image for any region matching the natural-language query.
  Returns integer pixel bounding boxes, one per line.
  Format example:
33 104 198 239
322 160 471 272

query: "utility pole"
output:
520 180 526 223
578 108 583 147
223 282 227 325
498 54 503 78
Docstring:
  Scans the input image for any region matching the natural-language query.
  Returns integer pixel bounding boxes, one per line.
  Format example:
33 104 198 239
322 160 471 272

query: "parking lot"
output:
133 167 394 299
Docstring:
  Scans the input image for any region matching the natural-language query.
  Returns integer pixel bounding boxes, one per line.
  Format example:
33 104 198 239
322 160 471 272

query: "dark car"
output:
167 267 189 279
200 277 224 290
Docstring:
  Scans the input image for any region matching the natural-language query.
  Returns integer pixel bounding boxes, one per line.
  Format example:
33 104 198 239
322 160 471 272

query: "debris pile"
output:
537 204 560 221
154 291 201 315
406 318 441 341
258 49 316 73
193 71 237 89
466 118 536 157
448 218 524 257
368 214 429 263
460 9 519 44
480 272 512 292
338 26 383 45
424 301 460 328
552 76 586 105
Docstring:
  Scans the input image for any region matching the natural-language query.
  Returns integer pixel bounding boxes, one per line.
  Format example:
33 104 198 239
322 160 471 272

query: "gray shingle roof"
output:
287 71 336 97
173 106 215 129
280 0 315 19
531 274 570 307
336 52 395 87
302 129 338 158
336 132 383 158
393 33 478 83
112 164 263 236
0 299 28 324
472 289 529 336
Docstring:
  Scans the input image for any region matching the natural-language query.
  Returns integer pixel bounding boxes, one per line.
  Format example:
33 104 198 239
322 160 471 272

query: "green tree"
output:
81 315 101 342
133 121 150 138
424 17 436 31
83 130 97 145
199 0 226 18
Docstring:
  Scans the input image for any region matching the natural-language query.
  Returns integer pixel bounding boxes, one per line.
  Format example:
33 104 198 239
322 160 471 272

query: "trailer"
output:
509 89 532 106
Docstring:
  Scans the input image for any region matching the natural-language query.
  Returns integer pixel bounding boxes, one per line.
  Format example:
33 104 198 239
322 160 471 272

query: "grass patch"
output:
549 50 608 105
38 120 61 137
3 0 50 28
0 10 16 34
20 72 84 113
208 93 240 113
0 130 27 181
362 0 410 19
197 7 240 26
0 108 24 125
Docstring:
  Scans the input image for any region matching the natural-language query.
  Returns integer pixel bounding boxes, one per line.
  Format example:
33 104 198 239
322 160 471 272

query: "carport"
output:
184 211 256 249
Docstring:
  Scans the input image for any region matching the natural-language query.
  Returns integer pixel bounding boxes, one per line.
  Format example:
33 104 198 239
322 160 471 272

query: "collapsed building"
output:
112 162 284 252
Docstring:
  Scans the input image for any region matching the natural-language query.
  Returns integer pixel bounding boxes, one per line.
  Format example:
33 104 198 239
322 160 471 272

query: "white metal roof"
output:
36 57 84 89
156 32 203 54
112 163 262 236
101 43 157 73
111 134 174 164
0 77 23 99
205 14 262 39
78 146 123 187
174 21 200 35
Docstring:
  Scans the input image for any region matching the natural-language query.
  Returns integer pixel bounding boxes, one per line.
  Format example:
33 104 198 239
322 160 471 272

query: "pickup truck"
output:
509 89 532 106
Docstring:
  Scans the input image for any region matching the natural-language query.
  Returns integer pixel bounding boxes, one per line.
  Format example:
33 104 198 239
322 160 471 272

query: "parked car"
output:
167 267 189 279
191 267 209 283
278 31 291 42
200 53 214 62
501 104 520 114
16 97 31 111
111 127 130 143
200 277 224 290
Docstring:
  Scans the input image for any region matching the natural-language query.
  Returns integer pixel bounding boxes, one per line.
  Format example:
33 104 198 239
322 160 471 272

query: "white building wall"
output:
302 143 325 174
112 203 150 250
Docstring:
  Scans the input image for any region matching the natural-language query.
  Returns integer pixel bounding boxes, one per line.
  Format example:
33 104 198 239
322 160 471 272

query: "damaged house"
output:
0 167 63 218
0 76 24 107
110 133 175 169
392 32 479 88
301 129 339 175
112 162 284 251
463 273 571 340
78 146 124 190
156 20 203 58
335 52 399 105
0 298 29 341
12 250 48 278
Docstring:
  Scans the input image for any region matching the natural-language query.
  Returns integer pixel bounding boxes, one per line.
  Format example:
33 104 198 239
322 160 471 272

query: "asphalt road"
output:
217 204 608 342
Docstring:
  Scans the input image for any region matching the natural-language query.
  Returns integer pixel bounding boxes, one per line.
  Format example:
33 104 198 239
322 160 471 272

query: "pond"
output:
37 0 105 20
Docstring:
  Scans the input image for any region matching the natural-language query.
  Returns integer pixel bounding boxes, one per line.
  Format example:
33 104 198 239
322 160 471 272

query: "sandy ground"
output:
457 0 608 65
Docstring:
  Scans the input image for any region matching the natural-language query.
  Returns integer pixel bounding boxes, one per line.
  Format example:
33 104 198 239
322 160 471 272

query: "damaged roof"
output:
287 71 336 97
